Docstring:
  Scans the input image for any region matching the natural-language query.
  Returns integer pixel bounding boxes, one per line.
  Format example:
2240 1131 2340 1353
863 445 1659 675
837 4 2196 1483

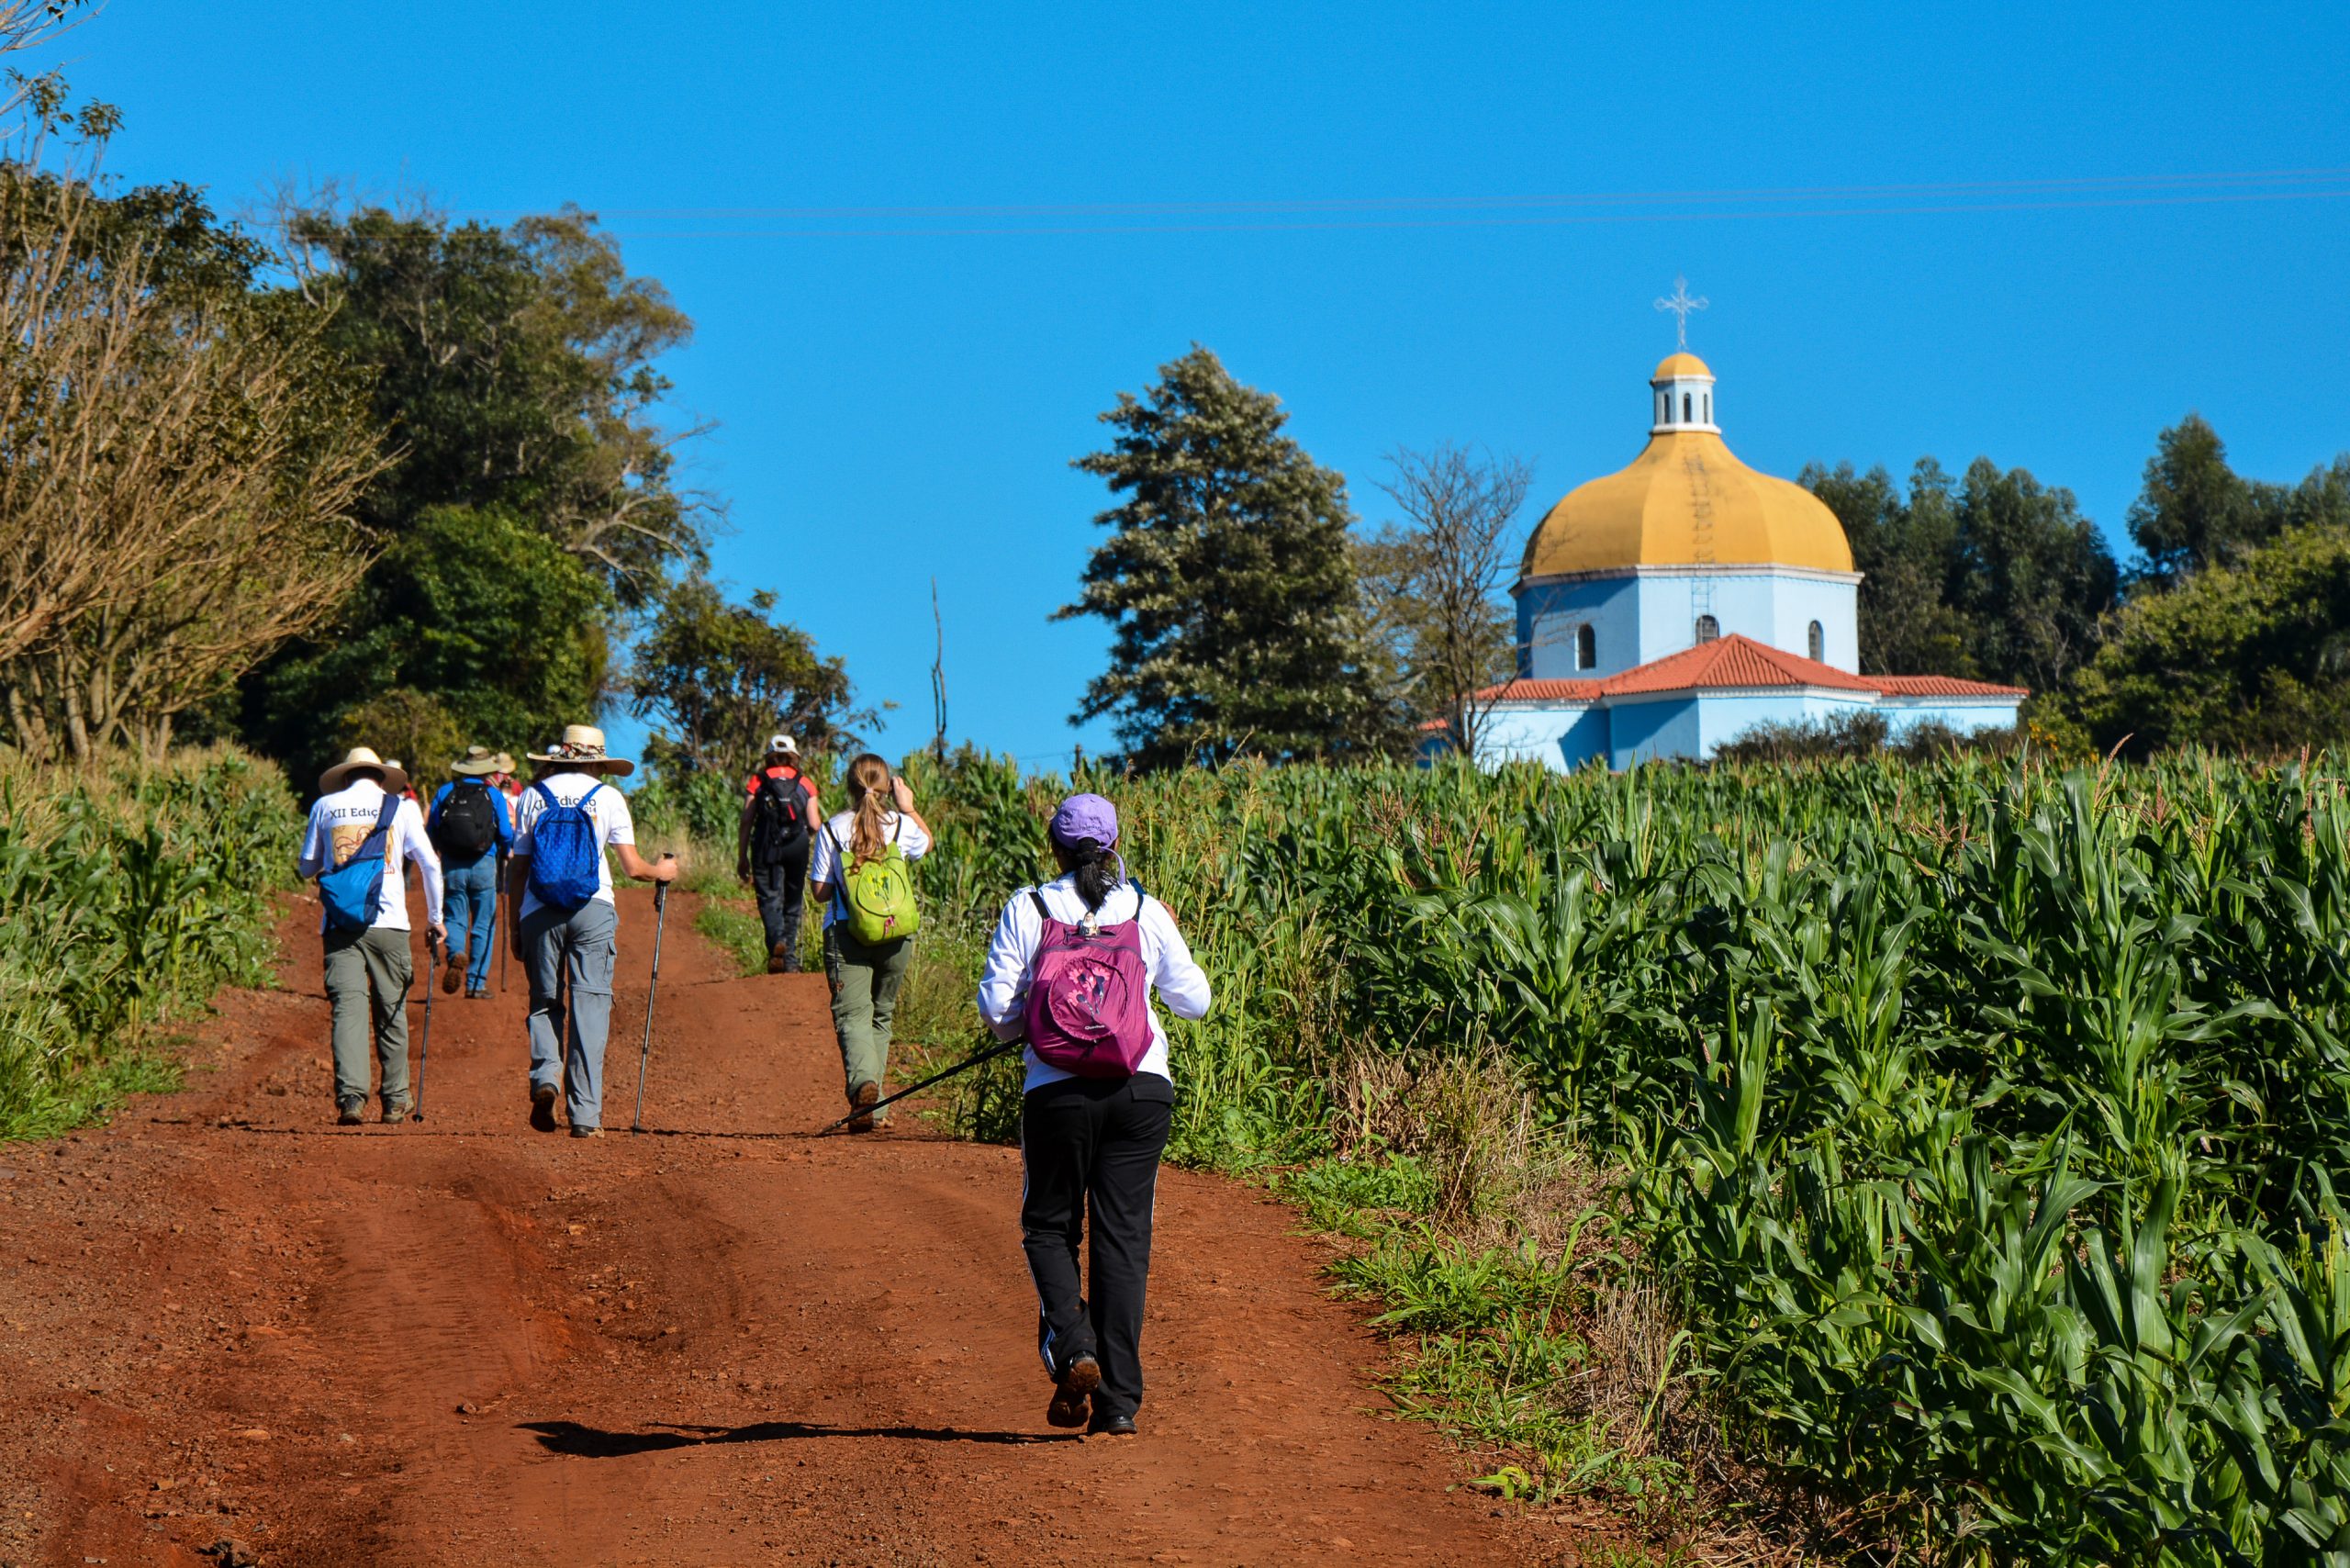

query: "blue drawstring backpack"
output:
319 796 399 933
526 781 605 912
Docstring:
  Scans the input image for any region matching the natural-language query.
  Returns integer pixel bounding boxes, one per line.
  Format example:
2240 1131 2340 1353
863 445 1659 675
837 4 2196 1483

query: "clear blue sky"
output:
61 2 2350 766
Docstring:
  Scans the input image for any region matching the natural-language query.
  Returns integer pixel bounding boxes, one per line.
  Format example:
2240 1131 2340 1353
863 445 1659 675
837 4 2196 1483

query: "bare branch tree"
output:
1373 442 1533 760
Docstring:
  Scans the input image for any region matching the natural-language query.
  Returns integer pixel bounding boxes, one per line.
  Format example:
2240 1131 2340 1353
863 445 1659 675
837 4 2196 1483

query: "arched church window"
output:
1575 623 1596 670
1683 392 1692 422
1704 393 1711 423
1807 620 1824 661
1695 613 1719 644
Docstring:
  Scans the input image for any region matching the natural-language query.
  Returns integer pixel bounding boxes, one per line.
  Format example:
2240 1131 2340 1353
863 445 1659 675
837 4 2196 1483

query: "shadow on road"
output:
520 1418 1073 1456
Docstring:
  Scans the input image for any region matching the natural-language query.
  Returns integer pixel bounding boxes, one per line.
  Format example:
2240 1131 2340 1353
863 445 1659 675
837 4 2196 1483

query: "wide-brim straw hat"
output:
492 753 516 774
450 745 501 777
320 746 409 796
525 723 636 776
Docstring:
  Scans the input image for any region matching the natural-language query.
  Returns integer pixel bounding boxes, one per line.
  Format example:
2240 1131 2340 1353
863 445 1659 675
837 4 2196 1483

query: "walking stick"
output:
630 858 677 1135
412 930 441 1123
818 1038 1024 1134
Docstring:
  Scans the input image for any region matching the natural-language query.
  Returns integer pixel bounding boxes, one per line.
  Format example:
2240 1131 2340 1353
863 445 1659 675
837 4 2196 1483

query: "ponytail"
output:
1062 835 1119 913
844 753 892 866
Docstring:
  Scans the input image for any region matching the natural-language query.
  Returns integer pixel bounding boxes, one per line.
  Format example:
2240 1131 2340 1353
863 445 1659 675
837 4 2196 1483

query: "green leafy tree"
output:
1804 458 1977 678
2067 520 2350 754
627 572 874 784
1059 345 1396 768
2128 413 2350 588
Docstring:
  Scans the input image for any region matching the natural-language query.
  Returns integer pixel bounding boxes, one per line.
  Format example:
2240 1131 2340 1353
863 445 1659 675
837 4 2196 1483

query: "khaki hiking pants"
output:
823 924 912 1107
323 924 413 1111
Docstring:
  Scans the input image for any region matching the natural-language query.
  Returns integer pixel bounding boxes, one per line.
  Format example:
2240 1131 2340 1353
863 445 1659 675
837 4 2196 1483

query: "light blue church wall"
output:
1607 696 1701 766
1519 567 1862 678
1477 704 1610 769
1878 697 2024 738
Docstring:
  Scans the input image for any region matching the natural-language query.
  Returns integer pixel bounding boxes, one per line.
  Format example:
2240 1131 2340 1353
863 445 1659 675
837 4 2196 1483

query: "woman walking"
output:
976 792 1211 1438
808 755 932 1130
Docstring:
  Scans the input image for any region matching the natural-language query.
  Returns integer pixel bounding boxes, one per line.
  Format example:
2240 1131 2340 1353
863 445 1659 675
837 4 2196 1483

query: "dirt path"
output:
1 890 1580 1566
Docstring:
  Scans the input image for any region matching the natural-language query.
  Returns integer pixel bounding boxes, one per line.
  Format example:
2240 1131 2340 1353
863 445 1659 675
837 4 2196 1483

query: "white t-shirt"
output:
976 874 1213 1092
297 779 445 934
807 810 931 928
511 771 637 921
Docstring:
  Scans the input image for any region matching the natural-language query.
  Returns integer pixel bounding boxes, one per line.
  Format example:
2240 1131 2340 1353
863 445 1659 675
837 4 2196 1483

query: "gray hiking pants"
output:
823 924 912 1106
323 924 413 1110
522 900 620 1130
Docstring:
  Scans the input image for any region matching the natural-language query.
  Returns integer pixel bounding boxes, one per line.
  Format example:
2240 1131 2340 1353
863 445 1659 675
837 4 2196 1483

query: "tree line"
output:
1062 347 2350 766
0 61 868 794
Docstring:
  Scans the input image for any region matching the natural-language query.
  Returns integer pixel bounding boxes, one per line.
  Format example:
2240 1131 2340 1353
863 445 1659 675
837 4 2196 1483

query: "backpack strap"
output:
1027 888 1052 922
1129 877 1147 902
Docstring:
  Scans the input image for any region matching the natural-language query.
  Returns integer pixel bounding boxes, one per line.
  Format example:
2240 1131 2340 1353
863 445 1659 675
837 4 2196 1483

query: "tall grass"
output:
896 745 2350 1562
0 746 297 1138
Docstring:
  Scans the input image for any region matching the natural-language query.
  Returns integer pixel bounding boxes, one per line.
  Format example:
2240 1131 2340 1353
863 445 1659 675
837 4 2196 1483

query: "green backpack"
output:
831 820 920 946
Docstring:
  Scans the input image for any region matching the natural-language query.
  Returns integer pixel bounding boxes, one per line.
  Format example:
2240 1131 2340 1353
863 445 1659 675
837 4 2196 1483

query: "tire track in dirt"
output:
1 889 1585 1565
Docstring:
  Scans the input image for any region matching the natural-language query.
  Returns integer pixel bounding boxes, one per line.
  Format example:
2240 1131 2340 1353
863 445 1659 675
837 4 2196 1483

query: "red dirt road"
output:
1 890 1576 1566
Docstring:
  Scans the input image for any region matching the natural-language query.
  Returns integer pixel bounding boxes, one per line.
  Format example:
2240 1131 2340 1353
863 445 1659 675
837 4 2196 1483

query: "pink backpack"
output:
1023 883 1155 1078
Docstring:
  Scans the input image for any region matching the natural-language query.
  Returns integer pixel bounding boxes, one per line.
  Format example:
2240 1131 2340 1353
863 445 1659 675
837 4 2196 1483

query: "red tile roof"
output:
1865 674 2031 699
1472 634 2031 705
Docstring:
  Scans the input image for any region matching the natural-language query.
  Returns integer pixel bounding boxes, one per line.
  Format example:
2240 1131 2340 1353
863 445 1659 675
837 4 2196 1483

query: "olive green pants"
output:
322 924 413 1110
823 925 912 1107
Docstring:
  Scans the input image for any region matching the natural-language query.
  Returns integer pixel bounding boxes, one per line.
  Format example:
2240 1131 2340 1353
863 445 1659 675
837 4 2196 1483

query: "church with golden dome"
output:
1464 347 2026 768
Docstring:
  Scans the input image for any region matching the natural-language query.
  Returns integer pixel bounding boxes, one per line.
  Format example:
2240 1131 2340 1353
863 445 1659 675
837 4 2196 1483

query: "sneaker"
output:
467 984 488 1000
336 1100 366 1126
569 1126 603 1139
529 1083 559 1134
845 1080 880 1134
1046 1353 1101 1429
1085 1411 1137 1439
381 1098 411 1124
442 955 465 994
766 944 790 975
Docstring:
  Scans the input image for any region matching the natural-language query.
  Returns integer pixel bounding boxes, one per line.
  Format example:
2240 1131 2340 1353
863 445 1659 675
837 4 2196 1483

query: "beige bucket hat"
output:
450 745 501 777
526 723 636 777
319 746 409 796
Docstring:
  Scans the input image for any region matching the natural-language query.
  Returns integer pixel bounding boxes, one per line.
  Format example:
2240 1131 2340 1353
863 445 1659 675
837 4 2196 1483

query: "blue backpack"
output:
526 781 606 912
319 796 399 933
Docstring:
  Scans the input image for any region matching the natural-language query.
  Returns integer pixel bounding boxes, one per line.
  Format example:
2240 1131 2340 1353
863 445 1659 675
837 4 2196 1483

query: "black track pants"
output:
1019 1073 1175 1422
750 839 810 964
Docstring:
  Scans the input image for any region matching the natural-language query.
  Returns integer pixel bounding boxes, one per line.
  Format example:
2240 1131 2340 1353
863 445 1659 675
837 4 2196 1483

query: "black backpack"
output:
434 779 498 859
751 768 809 865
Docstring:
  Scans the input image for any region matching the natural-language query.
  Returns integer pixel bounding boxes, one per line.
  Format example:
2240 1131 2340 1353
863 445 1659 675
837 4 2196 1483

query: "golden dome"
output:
1521 429 1854 578
1651 352 1713 381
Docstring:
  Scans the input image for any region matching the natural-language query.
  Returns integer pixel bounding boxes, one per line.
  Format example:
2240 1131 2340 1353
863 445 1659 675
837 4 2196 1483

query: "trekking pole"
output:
818 1038 1024 1134
629 857 677 1135
411 930 441 1123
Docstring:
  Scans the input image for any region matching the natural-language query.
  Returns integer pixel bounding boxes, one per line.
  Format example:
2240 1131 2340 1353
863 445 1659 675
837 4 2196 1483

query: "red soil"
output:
0 889 1589 1566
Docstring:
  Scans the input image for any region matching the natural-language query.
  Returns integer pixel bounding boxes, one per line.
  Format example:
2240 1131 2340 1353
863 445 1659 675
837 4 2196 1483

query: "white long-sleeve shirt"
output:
976 874 1212 1092
296 778 444 933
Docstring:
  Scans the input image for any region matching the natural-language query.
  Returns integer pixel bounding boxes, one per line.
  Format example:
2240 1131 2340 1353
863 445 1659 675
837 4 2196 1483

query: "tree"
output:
1058 346 1396 768
2066 520 2350 755
1804 459 1978 678
0 130 383 759
1360 442 1531 756
2128 413 2350 588
627 573 874 782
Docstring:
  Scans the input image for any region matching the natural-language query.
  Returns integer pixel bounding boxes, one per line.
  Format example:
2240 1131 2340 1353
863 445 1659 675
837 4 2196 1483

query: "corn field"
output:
902 747 2350 1565
0 746 297 1137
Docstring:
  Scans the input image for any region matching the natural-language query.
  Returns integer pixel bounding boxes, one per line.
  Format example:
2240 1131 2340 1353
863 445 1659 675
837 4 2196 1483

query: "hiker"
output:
737 734 822 973
975 792 1211 1438
427 745 515 999
505 724 677 1139
491 753 523 804
386 762 420 807
295 747 449 1126
807 754 932 1130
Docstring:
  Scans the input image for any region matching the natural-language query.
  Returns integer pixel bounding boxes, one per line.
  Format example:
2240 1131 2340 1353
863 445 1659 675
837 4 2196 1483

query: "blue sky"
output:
60 2 2350 766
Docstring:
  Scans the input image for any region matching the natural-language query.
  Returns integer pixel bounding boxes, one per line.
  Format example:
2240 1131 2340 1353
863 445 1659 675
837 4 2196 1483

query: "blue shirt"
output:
426 778 516 857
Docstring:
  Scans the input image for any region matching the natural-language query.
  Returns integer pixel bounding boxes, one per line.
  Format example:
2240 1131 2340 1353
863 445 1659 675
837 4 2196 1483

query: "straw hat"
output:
526 723 636 776
450 745 500 778
492 752 516 775
320 746 408 796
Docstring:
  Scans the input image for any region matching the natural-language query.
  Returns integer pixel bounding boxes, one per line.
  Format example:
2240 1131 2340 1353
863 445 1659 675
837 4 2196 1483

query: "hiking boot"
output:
1046 1353 1101 1429
381 1098 411 1124
569 1126 603 1139
766 944 790 975
845 1080 881 1134
442 954 465 993
529 1083 559 1133
336 1099 366 1126
1085 1411 1137 1439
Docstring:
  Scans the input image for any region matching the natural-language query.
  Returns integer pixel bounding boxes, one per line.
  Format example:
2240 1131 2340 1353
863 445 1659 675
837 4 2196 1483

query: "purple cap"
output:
1048 792 1119 849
